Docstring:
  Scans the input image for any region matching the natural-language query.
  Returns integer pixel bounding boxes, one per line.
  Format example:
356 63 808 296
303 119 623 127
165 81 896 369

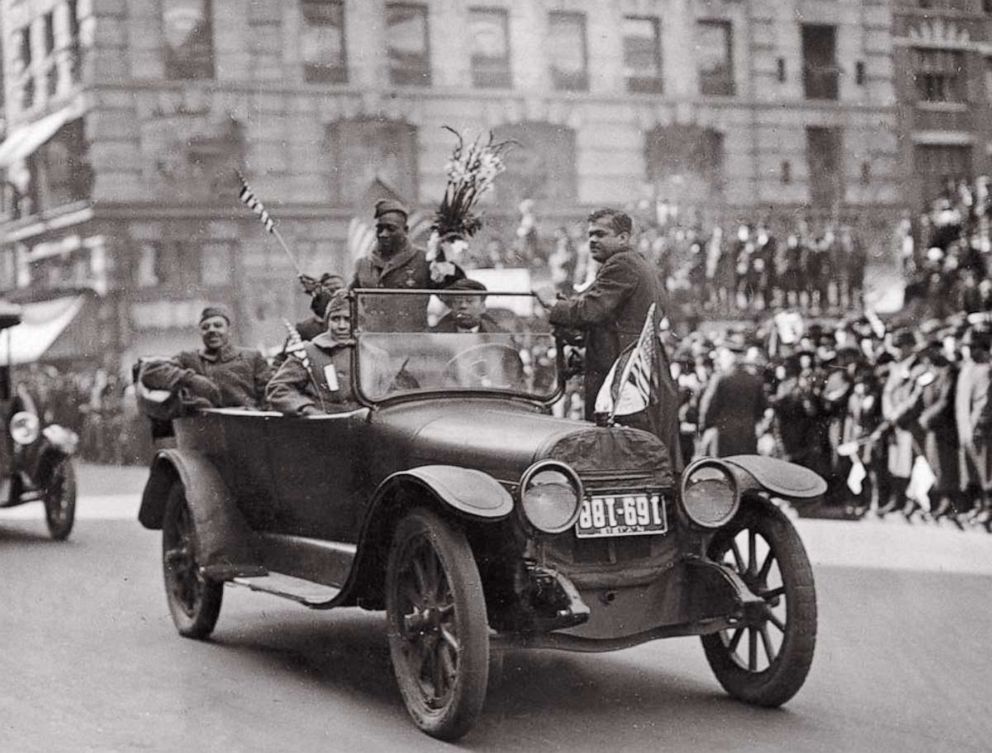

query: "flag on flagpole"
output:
282 320 310 370
594 303 658 419
238 173 275 234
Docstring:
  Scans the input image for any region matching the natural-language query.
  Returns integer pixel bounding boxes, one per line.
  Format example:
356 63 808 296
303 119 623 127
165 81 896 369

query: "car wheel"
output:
162 483 223 639
43 458 76 541
385 508 489 741
700 502 817 707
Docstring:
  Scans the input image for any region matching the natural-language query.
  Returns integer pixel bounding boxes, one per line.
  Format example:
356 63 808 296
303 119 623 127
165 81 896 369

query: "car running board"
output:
228 572 342 607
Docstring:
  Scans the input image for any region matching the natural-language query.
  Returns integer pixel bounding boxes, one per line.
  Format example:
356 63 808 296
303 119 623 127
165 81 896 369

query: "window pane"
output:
623 16 662 93
470 7 511 88
548 12 587 91
163 0 214 79
302 0 347 83
201 243 232 286
697 20 734 96
387 3 431 85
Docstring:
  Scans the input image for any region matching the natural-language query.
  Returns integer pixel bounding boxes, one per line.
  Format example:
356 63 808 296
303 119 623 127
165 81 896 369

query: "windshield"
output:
353 290 561 403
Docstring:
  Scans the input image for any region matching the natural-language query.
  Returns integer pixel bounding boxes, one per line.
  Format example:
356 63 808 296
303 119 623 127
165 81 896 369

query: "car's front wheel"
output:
385 508 489 741
162 483 223 639
43 457 76 541
701 502 817 707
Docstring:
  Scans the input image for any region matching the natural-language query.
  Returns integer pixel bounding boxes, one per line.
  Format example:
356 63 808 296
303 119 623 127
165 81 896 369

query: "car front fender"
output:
374 465 514 521
721 454 827 501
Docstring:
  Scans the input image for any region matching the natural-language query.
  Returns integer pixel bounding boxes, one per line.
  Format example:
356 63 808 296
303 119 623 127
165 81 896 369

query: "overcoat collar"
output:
367 239 419 279
199 343 237 363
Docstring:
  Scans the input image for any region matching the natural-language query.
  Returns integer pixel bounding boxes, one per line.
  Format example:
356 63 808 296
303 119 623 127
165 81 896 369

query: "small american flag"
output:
238 172 275 233
282 320 310 370
594 304 659 419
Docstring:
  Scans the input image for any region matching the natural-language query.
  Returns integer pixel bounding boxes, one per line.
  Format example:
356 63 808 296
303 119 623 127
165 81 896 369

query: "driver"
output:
266 290 393 415
432 279 506 334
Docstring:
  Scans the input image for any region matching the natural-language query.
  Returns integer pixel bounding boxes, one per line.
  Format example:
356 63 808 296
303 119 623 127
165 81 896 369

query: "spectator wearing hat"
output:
273 273 346 368
956 326 992 525
536 207 682 473
266 290 394 415
351 199 463 332
432 279 506 334
698 339 768 457
877 330 920 517
141 306 273 411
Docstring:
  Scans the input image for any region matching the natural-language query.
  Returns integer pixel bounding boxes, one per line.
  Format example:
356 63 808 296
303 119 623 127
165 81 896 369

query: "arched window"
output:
324 118 418 207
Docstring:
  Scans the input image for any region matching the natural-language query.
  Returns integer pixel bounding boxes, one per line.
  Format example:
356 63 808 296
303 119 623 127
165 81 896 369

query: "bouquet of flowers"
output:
427 127 514 281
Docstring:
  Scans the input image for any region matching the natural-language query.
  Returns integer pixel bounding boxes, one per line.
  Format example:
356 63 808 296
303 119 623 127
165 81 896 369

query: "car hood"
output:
373 399 673 486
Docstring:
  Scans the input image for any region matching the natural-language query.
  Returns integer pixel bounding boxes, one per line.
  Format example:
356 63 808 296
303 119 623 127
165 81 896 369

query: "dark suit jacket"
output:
699 367 767 456
548 249 682 471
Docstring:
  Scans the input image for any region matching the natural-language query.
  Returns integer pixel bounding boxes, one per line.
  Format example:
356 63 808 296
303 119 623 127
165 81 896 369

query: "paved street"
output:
1 465 990 753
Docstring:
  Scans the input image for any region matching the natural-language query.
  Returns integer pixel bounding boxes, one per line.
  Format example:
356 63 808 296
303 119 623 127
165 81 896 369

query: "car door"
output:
264 409 369 542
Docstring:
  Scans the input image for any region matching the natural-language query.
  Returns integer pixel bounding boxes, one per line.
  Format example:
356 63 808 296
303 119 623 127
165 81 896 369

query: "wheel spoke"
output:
410 551 429 599
438 640 457 687
439 625 460 653
748 529 757 575
748 628 758 671
729 540 746 573
727 626 744 653
757 550 776 582
765 606 786 633
763 585 786 601
759 624 776 664
430 642 447 702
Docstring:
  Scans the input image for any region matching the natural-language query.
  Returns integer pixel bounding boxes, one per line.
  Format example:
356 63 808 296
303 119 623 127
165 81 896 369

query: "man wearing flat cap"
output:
351 198 463 332
140 306 273 411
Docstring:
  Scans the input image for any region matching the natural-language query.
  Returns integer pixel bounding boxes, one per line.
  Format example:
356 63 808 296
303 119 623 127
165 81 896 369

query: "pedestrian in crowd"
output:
537 207 682 472
273 273 345 367
956 326 992 527
140 306 272 411
698 339 768 457
878 330 920 518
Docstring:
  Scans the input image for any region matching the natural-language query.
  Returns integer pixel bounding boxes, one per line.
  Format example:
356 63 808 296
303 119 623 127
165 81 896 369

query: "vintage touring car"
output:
138 290 824 740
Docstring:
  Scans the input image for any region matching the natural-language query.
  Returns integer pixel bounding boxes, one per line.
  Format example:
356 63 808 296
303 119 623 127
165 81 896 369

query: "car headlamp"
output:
680 460 739 528
519 461 583 534
10 410 40 446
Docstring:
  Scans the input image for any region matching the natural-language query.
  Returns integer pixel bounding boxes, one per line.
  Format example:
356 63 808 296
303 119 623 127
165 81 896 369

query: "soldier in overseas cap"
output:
350 198 463 332
140 305 273 411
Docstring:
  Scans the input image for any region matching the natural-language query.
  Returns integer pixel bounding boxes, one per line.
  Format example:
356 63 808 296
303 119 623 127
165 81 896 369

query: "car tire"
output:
162 483 223 639
385 508 489 741
700 502 816 707
43 458 76 541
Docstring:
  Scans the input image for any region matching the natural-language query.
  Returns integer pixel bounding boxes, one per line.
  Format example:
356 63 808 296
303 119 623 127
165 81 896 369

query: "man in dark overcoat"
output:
350 199 461 331
538 208 682 472
958 327 992 526
699 342 768 456
141 306 272 411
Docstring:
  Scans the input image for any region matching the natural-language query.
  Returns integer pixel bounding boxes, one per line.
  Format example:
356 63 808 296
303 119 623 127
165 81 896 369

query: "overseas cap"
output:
374 198 409 219
199 306 231 324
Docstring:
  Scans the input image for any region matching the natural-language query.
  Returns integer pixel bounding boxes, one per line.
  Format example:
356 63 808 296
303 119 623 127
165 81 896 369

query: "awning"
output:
0 103 82 169
0 295 85 366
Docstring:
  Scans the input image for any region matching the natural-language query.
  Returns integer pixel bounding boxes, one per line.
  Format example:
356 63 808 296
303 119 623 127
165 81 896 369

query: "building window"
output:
913 48 965 102
386 3 431 86
645 125 725 203
32 119 92 212
781 160 792 184
623 16 663 94
492 121 578 205
806 126 844 208
143 241 202 289
860 161 871 186
43 12 55 55
915 144 972 204
696 20 734 96
802 24 839 100
777 57 786 83
44 12 57 96
469 7 511 88
855 61 866 86
325 118 419 206
162 0 215 80
301 0 347 83
548 12 588 91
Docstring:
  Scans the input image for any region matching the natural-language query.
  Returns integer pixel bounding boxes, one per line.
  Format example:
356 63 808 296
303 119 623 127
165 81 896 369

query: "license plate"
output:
575 493 667 538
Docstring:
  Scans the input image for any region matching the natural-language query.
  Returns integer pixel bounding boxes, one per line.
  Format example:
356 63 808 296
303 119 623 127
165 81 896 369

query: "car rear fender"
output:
721 454 827 502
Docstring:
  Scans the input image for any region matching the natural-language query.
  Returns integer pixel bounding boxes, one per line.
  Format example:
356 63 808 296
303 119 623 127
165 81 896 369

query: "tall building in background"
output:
892 0 992 208
0 0 901 366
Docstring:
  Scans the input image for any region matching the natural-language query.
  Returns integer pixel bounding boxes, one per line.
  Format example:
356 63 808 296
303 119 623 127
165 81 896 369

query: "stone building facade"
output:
0 0 901 365
892 0 992 208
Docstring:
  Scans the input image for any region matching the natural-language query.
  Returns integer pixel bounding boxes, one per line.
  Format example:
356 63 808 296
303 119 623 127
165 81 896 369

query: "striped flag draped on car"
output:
594 303 658 420
238 172 275 233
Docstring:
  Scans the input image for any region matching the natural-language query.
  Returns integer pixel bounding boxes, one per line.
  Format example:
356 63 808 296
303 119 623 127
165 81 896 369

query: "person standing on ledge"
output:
536 208 682 472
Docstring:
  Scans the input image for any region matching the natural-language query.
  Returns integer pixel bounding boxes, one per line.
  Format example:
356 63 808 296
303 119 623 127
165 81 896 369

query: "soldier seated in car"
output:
140 306 272 412
432 278 507 334
266 290 396 415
